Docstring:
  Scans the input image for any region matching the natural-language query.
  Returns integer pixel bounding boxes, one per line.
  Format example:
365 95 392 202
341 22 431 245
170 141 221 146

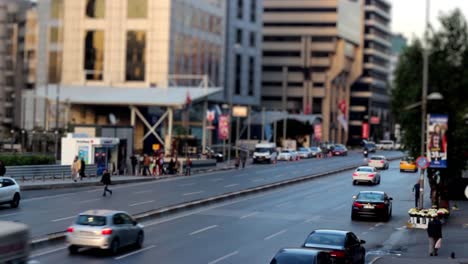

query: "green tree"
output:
392 9 468 199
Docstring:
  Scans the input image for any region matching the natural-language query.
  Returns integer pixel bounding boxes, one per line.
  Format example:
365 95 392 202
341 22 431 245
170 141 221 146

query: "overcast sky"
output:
390 0 468 41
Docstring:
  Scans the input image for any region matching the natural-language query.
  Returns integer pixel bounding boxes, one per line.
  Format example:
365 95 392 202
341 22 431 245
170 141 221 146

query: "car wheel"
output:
400 169 403 172
135 231 144 249
352 180 357 185
68 245 79 255
351 213 358 221
378 177 381 184
10 193 20 208
414 169 418 173
109 238 120 255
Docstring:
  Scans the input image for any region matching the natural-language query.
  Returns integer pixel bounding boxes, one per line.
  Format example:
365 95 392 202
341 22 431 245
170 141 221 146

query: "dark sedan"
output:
270 248 332 264
351 191 393 221
332 145 348 156
302 230 366 264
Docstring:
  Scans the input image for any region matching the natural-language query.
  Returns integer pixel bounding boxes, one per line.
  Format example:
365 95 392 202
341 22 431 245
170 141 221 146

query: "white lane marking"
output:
264 229 287 240
369 227 375 231
251 178 265 182
114 245 157 260
208 251 239 264
304 216 321 223
180 183 196 187
129 200 155 207
189 225 218 235
224 183 239 188
183 191 204 196
210 178 223 182
362 232 368 235
22 193 75 202
51 215 76 222
375 223 384 227
30 246 68 258
134 190 152 194
240 212 258 219
276 201 291 207
87 188 101 193
0 212 21 218
369 256 383 264
78 198 101 204
234 173 248 177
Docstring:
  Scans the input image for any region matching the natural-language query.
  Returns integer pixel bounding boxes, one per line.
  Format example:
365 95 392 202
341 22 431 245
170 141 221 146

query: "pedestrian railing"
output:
4 164 98 182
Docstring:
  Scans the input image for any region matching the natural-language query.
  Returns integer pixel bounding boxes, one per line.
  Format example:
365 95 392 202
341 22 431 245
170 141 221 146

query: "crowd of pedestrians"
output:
129 152 192 177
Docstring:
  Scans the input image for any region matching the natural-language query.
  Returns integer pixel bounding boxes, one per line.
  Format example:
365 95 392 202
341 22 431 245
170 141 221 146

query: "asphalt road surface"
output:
30 157 421 264
0 151 403 239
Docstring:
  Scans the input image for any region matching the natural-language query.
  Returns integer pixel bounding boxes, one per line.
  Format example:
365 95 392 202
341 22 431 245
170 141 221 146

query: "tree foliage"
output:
392 9 468 178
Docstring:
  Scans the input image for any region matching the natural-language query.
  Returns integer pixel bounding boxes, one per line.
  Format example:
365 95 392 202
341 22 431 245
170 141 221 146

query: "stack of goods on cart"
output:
408 207 450 225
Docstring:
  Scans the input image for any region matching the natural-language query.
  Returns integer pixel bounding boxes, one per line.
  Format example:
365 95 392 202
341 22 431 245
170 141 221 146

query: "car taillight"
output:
330 250 345 258
352 173 358 176
67 227 74 233
353 202 363 208
101 228 113 235
380 160 385 164
375 204 385 209
368 173 375 178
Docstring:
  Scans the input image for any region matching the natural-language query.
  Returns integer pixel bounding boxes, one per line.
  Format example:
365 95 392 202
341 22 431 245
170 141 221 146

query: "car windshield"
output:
310 147 319 151
357 192 384 201
356 167 373 172
76 215 107 226
304 232 345 247
403 157 414 162
255 148 270 153
281 150 291 153
334 146 345 150
298 148 308 152
370 157 383 160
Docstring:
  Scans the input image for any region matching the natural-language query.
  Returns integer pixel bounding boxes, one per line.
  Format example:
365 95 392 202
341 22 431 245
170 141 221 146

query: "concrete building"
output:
224 0 263 107
0 0 31 137
348 0 392 145
27 0 226 152
389 33 407 85
261 0 364 143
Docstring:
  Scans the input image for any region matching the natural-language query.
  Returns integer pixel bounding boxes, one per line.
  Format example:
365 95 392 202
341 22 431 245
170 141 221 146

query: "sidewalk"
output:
371 200 468 264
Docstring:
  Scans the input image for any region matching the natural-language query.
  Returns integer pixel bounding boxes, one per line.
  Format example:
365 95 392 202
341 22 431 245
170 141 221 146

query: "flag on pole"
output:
183 91 192 111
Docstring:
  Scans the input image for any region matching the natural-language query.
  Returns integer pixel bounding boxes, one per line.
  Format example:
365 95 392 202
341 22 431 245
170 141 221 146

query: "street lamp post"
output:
10 129 15 152
21 130 26 152
54 130 59 161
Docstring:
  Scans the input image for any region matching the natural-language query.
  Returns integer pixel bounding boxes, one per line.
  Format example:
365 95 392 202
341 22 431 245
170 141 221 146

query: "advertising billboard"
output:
218 115 230 140
427 114 448 168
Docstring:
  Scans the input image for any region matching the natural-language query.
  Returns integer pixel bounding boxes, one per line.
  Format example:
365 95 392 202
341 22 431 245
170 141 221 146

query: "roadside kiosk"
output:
61 133 120 175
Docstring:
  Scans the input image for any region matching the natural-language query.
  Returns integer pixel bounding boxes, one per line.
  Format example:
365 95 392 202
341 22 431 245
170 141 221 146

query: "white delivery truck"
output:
252 143 278 164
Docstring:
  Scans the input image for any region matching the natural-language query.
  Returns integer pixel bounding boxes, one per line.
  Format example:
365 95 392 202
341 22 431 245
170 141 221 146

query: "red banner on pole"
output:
218 115 230 140
362 123 369 139
314 124 322 142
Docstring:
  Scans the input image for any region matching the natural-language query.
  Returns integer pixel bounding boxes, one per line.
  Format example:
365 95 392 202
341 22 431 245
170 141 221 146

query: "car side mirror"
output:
360 240 366 244
352 195 357 199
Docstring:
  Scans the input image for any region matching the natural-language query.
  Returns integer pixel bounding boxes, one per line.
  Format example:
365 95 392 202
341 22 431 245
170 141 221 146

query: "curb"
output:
30 155 403 251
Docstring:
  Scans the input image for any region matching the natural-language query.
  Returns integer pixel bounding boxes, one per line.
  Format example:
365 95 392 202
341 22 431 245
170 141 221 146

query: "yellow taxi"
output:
400 157 418 172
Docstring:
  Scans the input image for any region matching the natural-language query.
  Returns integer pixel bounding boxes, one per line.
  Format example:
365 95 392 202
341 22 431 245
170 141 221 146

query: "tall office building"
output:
0 0 31 136
348 0 392 144
224 0 263 106
262 0 364 143
388 33 406 85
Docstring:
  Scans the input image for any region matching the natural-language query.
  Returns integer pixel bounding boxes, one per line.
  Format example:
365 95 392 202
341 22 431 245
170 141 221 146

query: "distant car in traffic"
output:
66 210 144 255
297 147 313 159
376 140 395 150
278 149 298 161
400 157 418 172
204 147 224 162
302 229 366 264
332 144 348 156
351 191 393 221
309 146 322 157
270 248 332 264
352 166 381 185
368 155 389 170
252 143 277 164
363 141 376 153
0 221 30 263
0 177 21 208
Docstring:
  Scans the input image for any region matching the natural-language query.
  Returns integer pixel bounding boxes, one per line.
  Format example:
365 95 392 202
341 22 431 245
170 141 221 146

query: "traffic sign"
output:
416 156 430 169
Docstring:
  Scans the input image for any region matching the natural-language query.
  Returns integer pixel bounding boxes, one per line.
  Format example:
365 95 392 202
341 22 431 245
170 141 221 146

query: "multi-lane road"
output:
29 156 423 263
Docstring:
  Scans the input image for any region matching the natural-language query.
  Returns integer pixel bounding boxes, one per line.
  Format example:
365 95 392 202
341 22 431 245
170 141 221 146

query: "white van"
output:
253 143 278 164
377 140 395 150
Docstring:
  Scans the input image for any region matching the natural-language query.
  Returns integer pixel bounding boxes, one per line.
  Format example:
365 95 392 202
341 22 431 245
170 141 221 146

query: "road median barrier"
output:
30 154 404 251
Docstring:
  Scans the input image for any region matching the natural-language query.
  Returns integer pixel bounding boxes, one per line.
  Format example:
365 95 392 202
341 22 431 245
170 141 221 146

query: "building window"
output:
312 98 323 114
237 0 243 19
128 0 147 18
249 32 256 47
235 54 242 95
85 0 105 18
126 31 146 81
49 27 61 43
236 29 242 45
48 51 62 83
248 56 254 96
250 0 256 22
84 30 104 81
50 0 63 19
263 36 301 42
263 51 301 57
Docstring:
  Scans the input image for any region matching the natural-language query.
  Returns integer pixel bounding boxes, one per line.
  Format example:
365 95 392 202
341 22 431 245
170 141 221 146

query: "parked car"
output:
351 191 393 221
368 155 389 170
302 229 366 264
270 248 332 264
352 166 381 185
278 149 298 161
363 141 376 153
297 147 313 159
204 147 224 162
376 140 395 150
332 144 348 156
400 157 418 172
252 143 277 164
0 177 21 208
66 210 144 255
309 146 322 157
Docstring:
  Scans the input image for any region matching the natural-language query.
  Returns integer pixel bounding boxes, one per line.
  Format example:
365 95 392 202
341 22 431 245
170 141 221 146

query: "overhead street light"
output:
404 92 443 111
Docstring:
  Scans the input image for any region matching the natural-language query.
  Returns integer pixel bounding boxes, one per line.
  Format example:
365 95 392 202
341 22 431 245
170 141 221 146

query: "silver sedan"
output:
66 210 144 255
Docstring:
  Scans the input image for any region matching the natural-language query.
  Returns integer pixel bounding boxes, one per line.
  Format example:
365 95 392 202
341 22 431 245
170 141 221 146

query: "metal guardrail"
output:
4 164 98 182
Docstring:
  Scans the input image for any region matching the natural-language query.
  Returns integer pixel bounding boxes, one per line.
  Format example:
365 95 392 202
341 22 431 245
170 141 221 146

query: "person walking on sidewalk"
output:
71 156 81 182
427 214 443 256
130 154 138 175
79 157 86 180
185 157 192 176
0 160 6 176
413 181 420 208
142 154 151 176
100 169 113 196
